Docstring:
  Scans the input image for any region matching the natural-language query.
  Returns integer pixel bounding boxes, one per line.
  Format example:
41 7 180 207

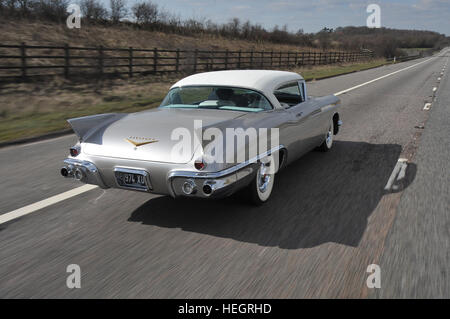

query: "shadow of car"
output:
128 141 416 249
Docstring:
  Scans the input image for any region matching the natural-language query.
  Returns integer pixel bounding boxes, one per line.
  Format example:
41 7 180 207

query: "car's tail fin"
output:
67 113 125 141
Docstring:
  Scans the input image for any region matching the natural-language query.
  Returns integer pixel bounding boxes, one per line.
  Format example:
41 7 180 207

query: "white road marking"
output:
0 185 98 225
0 56 438 224
334 58 434 96
424 103 432 110
385 158 408 191
433 87 437 92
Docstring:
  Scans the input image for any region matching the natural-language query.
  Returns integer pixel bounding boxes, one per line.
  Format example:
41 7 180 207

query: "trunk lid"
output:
82 107 245 163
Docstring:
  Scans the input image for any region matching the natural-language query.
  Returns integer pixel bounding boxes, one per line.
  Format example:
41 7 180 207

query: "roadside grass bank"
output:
295 58 389 81
0 59 388 144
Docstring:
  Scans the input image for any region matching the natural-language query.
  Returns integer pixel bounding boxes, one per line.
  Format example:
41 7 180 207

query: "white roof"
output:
172 69 303 91
171 70 304 109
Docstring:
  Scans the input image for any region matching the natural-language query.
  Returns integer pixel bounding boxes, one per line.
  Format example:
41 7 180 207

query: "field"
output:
0 19 319 54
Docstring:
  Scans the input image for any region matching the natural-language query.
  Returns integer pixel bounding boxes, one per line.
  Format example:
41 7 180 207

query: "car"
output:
60 70 341 205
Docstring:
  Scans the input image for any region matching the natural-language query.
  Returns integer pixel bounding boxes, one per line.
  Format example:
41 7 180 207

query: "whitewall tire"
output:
248 160 275 205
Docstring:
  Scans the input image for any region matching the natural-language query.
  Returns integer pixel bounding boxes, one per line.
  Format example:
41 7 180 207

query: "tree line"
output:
1 0 448 57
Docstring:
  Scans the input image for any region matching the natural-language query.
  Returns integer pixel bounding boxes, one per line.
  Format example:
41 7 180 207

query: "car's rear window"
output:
160 86 273 112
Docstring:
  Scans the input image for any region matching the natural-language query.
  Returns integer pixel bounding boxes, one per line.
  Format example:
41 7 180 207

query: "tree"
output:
33 0 69 21
132 0 158 25
80 0 107 21
110 0 127 23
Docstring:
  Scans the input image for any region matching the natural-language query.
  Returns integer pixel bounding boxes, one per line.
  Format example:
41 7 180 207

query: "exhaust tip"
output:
203 184 213 195
74 168 84 181
61 167 69 177
182 180 197 195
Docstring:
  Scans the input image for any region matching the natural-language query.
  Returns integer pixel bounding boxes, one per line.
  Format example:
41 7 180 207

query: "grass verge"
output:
295 59 389 81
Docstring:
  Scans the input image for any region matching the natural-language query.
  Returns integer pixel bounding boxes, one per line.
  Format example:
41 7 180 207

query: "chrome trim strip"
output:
168 145 284 180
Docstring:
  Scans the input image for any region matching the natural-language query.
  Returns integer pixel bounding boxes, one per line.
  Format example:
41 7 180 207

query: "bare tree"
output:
110 0 127 23
81 0 107 21
132 0 158 25
33 0 69 21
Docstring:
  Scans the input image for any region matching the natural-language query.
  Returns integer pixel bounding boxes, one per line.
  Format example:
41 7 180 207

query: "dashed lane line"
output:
0 185 98 225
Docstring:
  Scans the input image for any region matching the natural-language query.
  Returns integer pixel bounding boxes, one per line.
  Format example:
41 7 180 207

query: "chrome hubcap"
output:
326 125 333 147
257 162 271 193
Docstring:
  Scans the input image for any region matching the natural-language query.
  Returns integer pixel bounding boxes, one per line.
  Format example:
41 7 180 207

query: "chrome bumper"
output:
61 158 108 189
61 144 281 198
61 158 255 198
168 164 257 199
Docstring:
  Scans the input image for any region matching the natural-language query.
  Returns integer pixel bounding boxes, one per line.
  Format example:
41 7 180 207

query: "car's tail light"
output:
194 159 206 170
70 146 80 157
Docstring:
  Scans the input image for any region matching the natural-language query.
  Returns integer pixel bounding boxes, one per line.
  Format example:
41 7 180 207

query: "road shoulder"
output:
374 57 450 298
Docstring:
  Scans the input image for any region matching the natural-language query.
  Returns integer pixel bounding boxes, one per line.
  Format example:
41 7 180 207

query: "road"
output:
0 50 448 298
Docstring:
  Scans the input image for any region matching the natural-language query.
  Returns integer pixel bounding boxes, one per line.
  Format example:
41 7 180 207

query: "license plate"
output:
114 168 151 191
123 173 145 185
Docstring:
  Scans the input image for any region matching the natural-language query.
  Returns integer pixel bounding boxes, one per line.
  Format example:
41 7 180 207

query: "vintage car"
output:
61 70 341 204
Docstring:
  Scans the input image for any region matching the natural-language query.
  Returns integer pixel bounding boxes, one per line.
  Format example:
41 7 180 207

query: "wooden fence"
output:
0 43 374 81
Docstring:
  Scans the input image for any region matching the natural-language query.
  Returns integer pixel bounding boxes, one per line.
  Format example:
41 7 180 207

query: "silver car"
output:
61 70 341 204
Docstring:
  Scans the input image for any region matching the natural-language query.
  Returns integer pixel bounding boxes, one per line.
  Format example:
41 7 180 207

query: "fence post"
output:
294 52 298 66
20 42 27 80
237 50 241 69
279 51 282 67
64 43 70 79
225 49 229 70
193 49 198 73
128 47 133 78
261 51 264 68
209 50 213 71
153 47 158 73
176 49 180 72
250 50 254 69
98 45 104 76
287 52 290 68
270 50 273 67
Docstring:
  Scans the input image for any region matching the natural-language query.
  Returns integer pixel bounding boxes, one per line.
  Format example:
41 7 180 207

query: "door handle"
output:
296 112 303 117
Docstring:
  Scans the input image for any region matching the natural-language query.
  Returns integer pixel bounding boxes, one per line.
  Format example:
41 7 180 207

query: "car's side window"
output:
274 82 304 107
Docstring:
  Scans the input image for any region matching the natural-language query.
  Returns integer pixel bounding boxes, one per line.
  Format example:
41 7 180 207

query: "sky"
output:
97 0 450 36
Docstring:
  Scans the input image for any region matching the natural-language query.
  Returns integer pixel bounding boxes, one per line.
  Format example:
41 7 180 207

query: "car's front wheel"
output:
248 160 275 205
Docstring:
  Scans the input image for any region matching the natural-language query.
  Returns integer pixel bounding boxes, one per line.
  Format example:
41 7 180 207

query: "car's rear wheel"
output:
248 160 275 205
317 120 334 152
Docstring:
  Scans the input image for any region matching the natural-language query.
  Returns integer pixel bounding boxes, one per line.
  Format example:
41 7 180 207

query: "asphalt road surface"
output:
0 49 449 298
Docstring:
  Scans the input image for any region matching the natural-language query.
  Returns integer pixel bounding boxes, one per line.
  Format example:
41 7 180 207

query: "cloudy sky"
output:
98 0 450 35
